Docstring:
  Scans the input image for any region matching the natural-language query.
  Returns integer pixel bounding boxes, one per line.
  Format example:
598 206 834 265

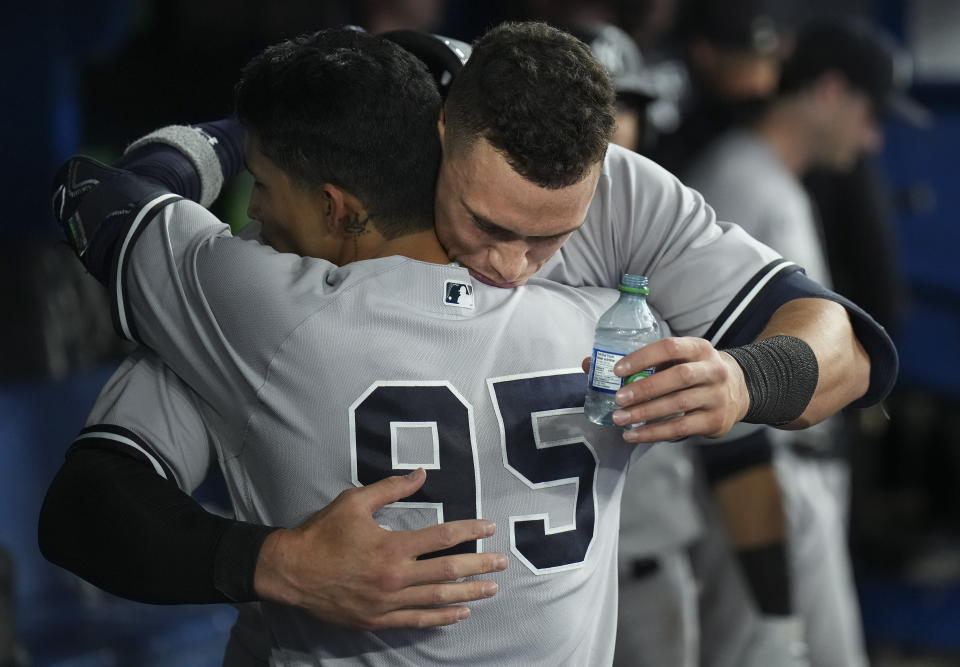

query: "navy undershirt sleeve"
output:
38 440 277 604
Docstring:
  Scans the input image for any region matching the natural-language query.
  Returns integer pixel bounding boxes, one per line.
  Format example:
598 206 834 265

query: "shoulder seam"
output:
704 260 799 345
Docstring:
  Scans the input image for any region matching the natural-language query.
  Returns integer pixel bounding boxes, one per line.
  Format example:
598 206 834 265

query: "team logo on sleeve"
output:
444 280 474 309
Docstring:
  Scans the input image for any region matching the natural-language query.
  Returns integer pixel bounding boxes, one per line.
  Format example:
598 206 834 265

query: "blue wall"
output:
881 112 960 398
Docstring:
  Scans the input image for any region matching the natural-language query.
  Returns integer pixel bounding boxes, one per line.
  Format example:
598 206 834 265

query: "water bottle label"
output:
590 348 627 394
591 348 656 394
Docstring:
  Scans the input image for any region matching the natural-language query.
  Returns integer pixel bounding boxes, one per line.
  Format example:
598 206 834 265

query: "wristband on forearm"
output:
121 119 245 207
723 335 819 426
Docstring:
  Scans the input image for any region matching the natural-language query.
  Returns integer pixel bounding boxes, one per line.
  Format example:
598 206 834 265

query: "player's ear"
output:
321 184 369 236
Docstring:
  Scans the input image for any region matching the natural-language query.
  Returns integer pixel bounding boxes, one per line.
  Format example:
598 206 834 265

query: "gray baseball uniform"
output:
106 190 675 665
684 130 830 286
685 129 868 667
83 142 803 665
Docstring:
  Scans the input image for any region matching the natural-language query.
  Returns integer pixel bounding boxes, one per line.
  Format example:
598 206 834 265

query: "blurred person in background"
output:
803 84 915 572
652 0 788 176
684 17 925 667
566 21 657 152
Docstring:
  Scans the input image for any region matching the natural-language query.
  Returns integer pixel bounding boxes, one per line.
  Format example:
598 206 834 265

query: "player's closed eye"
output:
474 218 514 241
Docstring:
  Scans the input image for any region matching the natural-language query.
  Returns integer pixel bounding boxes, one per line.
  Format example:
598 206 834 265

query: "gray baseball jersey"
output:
87 142 784 540
542 143 784 336
83 143 796 664
684 130 830 286
105 192 680 665
81 346 213 492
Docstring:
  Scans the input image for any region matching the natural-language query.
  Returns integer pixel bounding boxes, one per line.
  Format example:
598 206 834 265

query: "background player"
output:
684 18 922 666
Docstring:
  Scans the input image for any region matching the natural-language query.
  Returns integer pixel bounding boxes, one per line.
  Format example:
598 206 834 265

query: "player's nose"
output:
488 242 529 284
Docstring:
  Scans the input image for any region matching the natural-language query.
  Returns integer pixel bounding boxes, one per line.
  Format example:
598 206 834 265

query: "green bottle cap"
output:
618 274 649 295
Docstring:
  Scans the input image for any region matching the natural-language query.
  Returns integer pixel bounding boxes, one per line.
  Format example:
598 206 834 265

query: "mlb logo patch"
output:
444 280 474 309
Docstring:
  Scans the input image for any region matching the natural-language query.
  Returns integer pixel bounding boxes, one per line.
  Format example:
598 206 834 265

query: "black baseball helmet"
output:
381 30 472 99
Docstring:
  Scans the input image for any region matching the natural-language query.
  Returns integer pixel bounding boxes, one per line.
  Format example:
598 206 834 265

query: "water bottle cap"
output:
618 273 649 294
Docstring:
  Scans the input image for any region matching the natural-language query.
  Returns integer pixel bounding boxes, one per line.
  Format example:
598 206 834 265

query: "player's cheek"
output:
530 239 565 270
436 218 470 256
457 229 490 264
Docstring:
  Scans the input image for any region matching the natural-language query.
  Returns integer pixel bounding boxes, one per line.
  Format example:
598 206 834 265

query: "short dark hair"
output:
444 21 616 189
235 29 441 240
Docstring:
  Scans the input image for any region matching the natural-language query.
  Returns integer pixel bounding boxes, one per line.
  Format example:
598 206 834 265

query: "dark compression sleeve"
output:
38 441 276 604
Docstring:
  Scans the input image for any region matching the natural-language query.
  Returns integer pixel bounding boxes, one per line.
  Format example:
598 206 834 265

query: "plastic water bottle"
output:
584 274 660 426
